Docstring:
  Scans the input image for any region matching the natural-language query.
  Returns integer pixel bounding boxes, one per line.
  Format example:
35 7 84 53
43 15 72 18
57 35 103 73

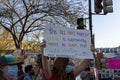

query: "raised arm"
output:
73 59 89 77
73 45 95 77
40 40 51 80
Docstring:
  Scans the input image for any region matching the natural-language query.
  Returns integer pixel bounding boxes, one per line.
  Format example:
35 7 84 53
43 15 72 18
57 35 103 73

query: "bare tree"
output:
0 0 86 49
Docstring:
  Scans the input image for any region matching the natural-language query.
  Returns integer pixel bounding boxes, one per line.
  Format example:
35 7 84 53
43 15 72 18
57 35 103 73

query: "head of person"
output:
52 57 75 80
65 61 75 80
0 54 23 79
65 60 75 74
53 58 69 74
25 65 35 75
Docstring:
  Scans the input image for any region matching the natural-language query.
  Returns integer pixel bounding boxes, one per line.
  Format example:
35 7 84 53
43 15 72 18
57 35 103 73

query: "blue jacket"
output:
23 74 32 80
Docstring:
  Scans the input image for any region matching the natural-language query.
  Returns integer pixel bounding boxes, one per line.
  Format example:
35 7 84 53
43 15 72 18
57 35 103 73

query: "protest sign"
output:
44 25 93 59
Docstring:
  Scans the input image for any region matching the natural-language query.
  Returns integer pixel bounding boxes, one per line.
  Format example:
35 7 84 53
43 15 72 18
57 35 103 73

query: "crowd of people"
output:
0 54 37 80
0 40 95 80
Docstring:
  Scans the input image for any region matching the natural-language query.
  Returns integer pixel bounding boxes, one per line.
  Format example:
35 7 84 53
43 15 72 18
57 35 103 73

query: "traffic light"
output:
103 0 113 15
77 18 85 29
94 0 103 14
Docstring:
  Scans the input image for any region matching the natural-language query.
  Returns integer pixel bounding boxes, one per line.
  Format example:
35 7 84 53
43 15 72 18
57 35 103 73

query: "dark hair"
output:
53 58 69 80
25 65 33 73
0 56 8 67
66 72 75 80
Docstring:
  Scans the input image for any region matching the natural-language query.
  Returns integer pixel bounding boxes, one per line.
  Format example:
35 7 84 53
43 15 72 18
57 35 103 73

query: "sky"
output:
92 0 120 48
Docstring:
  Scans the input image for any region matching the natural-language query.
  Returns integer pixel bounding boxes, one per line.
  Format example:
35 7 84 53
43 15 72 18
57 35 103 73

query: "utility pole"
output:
89 0 93 45
89 1 98 80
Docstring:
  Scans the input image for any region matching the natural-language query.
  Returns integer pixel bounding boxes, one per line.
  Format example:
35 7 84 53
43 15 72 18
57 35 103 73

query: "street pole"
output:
89 0 93 45
89 0 98 80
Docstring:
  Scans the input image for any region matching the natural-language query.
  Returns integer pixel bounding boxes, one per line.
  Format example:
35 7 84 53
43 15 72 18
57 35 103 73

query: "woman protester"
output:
40 40 93 80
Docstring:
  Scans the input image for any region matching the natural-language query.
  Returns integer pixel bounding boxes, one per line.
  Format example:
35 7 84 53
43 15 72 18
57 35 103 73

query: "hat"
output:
0 54 23 67
6 54 24 65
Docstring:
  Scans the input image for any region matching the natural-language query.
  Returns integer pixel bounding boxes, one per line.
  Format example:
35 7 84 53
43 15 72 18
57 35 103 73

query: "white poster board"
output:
44 25 94 59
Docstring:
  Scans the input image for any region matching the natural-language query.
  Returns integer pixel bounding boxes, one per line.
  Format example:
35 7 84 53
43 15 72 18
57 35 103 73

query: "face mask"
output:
7 65 18 79
66 65 74 73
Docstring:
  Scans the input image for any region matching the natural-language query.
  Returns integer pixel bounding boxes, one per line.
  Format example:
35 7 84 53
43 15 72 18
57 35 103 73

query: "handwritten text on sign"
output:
44 25 93 59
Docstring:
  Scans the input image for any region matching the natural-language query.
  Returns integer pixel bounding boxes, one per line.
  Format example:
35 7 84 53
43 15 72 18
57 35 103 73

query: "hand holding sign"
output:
40 39 46 48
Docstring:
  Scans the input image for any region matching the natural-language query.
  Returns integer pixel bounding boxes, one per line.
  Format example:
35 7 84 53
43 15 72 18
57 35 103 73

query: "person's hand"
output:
40 39 46 48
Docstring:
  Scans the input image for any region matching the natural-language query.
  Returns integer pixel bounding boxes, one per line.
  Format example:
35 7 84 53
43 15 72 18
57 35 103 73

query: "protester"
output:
23 65 35 80
40 40 92 80
6 54 23 79
0 54 24 80
17 63 26 80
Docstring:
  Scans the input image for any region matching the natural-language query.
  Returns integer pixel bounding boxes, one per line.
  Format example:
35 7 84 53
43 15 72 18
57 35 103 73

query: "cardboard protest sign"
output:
44 25 94 59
